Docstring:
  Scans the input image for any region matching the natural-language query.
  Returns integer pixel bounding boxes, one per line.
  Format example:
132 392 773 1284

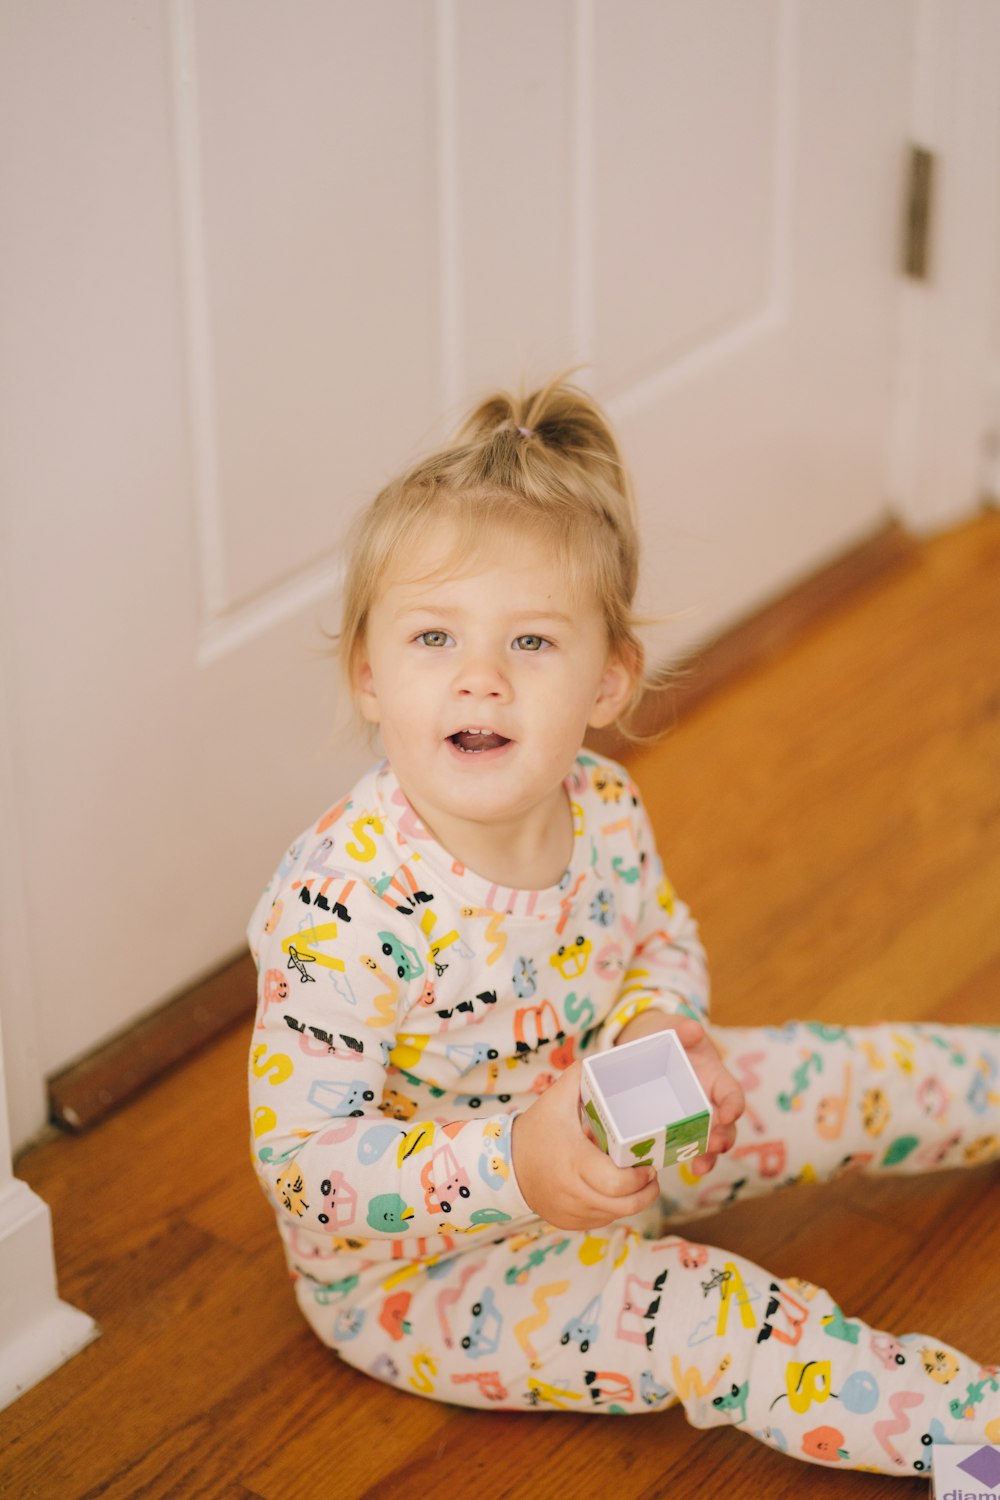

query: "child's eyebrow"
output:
393 605 576 627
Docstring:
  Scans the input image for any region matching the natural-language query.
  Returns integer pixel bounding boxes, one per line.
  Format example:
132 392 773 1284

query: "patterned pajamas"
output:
249 757 999 1477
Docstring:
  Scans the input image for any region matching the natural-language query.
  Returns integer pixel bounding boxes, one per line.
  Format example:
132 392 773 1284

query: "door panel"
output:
4 1 978 1120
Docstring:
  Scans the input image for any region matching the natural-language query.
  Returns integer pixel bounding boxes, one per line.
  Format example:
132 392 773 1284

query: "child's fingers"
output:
707 1118 739 1155
712 1072 745 1125
579 1168 661 1225
579 1142 657 1199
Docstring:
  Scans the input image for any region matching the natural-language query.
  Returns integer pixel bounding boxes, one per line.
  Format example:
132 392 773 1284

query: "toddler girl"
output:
248 376 999 1475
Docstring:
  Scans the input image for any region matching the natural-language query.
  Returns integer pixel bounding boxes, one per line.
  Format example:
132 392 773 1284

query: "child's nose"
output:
453 649 511 700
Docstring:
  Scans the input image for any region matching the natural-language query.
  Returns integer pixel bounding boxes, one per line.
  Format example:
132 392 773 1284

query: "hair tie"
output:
517 426 535 438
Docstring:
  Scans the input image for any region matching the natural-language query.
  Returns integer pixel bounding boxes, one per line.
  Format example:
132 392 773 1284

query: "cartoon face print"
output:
591 766 625 803
263 968 289 1006
920 1346 960 1384
800 1425 846 1463
549 934 592 980
589 887 615 928
512 956 537 999
275 1161 309 1216
870 1332 907 1369
379 1089 418 1121
861 1086 891 1136
964 1133 999 1164
366 1192 414 1234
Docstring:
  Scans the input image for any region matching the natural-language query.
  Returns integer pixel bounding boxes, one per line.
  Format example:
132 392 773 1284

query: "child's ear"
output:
353 653 381 725
587 649 639 730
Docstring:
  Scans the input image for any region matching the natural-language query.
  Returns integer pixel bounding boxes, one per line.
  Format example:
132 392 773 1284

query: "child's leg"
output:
326 1021 998 1476
335 1212 999 1475
657 1021 999 1222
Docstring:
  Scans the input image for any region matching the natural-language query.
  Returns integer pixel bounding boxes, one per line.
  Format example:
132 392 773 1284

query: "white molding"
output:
169 0 228 623
435 0 463 414
169 0 351 662
0 1179 99 1412
0 519 47 1152
571 0 596 372
196 553 345 668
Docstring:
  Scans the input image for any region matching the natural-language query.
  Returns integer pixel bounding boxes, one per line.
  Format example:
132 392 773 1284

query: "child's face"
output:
354 527 633 861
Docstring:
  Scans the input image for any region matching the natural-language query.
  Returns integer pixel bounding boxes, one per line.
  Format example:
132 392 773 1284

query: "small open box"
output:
581 1030 712 1169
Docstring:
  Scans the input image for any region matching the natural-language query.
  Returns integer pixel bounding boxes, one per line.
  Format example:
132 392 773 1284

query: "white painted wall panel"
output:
593 1 776 393
190 0 440 612
455 0 578 395
611 0 914 660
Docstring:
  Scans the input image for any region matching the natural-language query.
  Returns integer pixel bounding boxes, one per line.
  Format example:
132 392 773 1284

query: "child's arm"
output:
599 790 711 1048
249 876 534 1240
601 783 743 1172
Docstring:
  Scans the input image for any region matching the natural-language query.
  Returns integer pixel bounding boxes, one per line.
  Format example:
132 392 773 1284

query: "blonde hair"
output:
340 374 648 729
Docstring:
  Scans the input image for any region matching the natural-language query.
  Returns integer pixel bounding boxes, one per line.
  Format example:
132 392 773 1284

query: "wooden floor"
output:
6 512 1000 1500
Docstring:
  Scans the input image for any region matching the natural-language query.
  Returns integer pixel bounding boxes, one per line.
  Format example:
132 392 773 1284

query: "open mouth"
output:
448 728 511 754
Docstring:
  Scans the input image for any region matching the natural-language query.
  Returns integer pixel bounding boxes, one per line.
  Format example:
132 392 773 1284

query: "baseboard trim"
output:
47 516 916 1133
48 952 257 1133
0 1178 100 1410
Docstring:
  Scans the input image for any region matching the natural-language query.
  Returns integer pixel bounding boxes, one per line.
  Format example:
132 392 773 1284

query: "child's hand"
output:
511 1062 662 1230
616 1010 745 1176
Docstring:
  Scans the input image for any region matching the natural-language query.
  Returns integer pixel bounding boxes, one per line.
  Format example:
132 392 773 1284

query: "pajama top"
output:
248 753 706 1270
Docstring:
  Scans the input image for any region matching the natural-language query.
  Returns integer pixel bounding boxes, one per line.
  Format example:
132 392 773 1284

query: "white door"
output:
2 0 997 1148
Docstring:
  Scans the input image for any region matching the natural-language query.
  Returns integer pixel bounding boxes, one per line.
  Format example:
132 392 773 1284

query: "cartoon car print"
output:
435 1259 485 1348
560 1295 602 1354
308 1078 376 1117
461 1286 502 1357
446 1041 500 1077
455 1091 513 1110
398 1067 447 1099
378 931 423 980
421 1143 472 1214
316 1170 358 1229
913 1417 951 1471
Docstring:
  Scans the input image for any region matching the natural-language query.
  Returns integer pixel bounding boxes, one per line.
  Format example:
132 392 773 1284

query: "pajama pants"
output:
302 1021 1000 1476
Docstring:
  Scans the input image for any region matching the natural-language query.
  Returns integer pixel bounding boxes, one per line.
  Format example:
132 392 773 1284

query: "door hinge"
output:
903 144 935 281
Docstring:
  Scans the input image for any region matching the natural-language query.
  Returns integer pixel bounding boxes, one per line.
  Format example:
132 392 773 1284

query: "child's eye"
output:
512 634 550 652
415 630 453 648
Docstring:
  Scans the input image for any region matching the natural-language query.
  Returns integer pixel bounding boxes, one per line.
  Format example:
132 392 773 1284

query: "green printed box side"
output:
663 1109 711 1165
584 1098 610 1154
